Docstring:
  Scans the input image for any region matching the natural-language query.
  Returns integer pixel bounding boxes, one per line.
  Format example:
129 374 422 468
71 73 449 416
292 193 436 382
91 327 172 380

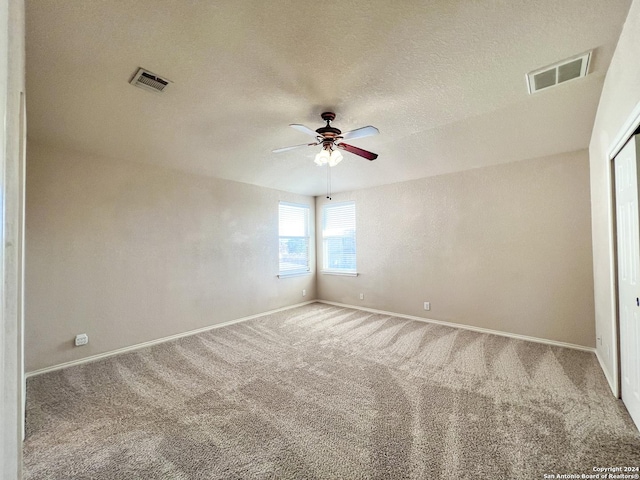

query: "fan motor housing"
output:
316 126 341 136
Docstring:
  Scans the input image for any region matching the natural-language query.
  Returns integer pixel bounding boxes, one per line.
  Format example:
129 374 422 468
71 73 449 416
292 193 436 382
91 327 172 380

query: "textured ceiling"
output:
25 0 631 196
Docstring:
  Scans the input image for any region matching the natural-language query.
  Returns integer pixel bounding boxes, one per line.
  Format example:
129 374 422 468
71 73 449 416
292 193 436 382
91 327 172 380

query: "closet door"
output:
614 134 640 429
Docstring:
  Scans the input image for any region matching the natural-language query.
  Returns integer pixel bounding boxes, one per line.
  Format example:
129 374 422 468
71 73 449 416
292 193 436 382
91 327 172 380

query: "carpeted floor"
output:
24 303 640 479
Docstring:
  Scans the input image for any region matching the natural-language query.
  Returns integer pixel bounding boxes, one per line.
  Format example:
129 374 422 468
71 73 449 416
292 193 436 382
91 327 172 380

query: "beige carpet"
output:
24 303 640 479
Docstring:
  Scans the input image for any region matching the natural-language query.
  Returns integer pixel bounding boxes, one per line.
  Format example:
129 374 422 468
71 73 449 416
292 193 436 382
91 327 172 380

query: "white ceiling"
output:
25 0 632 196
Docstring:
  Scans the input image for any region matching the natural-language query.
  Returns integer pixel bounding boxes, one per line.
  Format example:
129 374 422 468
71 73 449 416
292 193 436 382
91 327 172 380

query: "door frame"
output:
608 100 640 398
0 0 25 478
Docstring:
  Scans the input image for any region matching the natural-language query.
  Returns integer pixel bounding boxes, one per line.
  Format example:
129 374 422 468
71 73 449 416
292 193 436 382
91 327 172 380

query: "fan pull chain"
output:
326 164 332 200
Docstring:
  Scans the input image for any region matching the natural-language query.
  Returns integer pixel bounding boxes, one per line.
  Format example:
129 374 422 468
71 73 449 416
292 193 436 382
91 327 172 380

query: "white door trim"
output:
0 0 25 478
609 101 640 161
606 155 620 397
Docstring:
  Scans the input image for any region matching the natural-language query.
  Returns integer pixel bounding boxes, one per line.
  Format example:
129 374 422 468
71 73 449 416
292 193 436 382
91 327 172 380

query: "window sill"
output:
320 270 359 277
277 271 312 278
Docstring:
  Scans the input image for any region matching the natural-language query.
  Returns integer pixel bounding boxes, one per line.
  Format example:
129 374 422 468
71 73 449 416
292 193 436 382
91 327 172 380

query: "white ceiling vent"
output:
129 68 171 93
526 51 591 94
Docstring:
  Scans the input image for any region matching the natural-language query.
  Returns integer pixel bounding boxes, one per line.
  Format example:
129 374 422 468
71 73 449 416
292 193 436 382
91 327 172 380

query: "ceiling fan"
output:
273 112 379 167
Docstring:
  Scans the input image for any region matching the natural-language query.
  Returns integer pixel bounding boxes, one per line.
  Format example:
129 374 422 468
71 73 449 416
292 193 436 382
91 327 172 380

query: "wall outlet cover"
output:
75 333 89 346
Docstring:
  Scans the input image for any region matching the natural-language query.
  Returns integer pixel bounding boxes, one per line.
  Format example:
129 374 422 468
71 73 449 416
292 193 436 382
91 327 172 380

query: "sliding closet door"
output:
614 134 640 429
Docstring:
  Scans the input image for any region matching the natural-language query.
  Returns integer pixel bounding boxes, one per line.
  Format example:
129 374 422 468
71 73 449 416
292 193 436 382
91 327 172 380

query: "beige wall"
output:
589 0 640 393
317 150 595 347
25 142 315 371
26 140 596 371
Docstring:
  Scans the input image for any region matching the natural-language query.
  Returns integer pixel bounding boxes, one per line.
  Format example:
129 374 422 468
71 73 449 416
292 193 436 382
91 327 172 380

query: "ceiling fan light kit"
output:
314 147 343 167
273 112 379 167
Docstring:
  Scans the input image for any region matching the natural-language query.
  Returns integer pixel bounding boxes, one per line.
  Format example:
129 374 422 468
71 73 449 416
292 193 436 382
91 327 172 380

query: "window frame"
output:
321 201 357 276
278 201 311 277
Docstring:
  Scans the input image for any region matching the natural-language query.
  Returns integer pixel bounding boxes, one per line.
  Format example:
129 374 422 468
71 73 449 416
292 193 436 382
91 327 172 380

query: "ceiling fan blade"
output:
341 125 379 140
337 142 378 161
290 124 319 137
272 142 318 153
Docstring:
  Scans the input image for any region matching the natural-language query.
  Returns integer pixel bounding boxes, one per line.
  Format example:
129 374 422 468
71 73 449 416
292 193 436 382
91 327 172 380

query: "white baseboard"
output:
26 300 317 378
595 348 618 397
318 300 596 353
28 299 598 378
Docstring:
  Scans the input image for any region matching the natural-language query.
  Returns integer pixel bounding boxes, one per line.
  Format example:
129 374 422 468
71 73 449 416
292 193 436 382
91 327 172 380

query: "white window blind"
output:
278 202 310 276
322 201 356 273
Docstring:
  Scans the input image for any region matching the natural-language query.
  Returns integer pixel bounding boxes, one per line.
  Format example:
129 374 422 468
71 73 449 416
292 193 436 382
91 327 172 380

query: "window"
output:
278 202 310 276
322 201 356 274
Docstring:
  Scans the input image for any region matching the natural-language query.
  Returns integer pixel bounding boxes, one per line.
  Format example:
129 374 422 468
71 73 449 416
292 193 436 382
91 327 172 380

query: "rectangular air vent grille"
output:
526 51 591 94
130 68 171 93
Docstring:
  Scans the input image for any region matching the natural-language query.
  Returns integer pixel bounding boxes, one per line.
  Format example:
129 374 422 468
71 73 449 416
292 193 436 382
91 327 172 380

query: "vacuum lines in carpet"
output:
24 303 640 479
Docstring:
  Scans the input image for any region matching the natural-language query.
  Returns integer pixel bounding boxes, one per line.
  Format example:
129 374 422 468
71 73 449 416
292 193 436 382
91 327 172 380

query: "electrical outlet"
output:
302 289 306 297
75 333 89 347
423 302 430 311
359 293 364 300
